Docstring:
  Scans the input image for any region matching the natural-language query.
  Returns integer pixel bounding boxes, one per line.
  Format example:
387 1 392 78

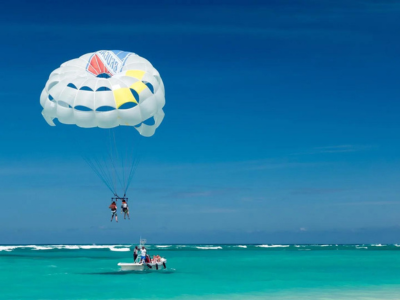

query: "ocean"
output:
1 244 400 299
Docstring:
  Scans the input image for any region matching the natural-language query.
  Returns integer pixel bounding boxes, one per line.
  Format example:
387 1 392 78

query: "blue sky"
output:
1 0 400 244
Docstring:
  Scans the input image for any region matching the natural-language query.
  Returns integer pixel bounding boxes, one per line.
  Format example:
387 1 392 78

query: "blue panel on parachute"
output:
111 50 131 62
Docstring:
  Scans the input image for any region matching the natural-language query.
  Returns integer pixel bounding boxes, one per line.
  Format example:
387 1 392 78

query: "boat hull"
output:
118 259 167 271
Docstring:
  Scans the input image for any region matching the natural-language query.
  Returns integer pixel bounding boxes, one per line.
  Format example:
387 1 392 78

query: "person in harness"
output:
109 201 118 223
121 199 130 220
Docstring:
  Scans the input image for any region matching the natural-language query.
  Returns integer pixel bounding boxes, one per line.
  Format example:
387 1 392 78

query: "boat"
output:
118 238 167 271
118 258 167 271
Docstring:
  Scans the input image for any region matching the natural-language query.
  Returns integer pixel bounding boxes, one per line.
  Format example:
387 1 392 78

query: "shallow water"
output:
1 244 400 299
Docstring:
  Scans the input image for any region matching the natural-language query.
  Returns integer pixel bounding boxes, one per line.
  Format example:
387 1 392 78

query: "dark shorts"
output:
111 210 117 216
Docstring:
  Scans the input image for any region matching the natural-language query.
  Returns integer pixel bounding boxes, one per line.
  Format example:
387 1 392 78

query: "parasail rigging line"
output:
83 156 115 195
94 154 117 195
124 150 142 195
83 128 143 197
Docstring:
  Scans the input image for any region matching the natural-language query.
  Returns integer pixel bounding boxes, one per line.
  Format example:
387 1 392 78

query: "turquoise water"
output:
1 244 400 299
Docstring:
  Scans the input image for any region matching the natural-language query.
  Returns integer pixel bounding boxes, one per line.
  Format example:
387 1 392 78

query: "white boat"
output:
118 238 168 271
118 258 167 271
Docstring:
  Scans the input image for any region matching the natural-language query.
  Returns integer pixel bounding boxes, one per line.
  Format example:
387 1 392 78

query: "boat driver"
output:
140 246 147 263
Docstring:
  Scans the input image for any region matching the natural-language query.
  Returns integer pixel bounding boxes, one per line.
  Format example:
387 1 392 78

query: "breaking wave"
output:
110 247 130 252
256 245 290 248
31 246 53 250
79 245 114 250
0 246 18 252
196 246 223 250
54 245 80 250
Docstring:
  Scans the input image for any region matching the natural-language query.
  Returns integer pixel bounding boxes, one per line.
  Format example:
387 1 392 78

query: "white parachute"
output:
40 50 165 137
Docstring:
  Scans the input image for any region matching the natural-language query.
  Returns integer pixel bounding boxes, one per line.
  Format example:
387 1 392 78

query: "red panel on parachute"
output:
87 54 113 77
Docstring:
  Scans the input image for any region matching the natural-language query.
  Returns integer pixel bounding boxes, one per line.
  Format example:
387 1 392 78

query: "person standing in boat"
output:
133 246 138 262
140 246 147 263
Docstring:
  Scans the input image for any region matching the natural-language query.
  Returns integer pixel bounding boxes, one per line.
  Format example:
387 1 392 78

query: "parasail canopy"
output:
40 50 165 137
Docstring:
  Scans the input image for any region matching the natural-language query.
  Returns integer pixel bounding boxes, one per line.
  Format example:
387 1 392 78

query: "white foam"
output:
31 246 53 250
2 245 54 251
64 245 80 249
371 244 384 247
256 245 290 248
356 246 368 249
110 247 130 252
236 245 247 248
196 246 223 250
53 245 80 250
156 245 171 248
79 245 114 249
0 246 18 252
0 244 134 252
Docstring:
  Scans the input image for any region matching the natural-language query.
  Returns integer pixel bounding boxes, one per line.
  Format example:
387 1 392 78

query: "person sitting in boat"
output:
140 246 147 263
153 255 161 262
121 200 130 220
109 201 118 223
145 254 151 263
